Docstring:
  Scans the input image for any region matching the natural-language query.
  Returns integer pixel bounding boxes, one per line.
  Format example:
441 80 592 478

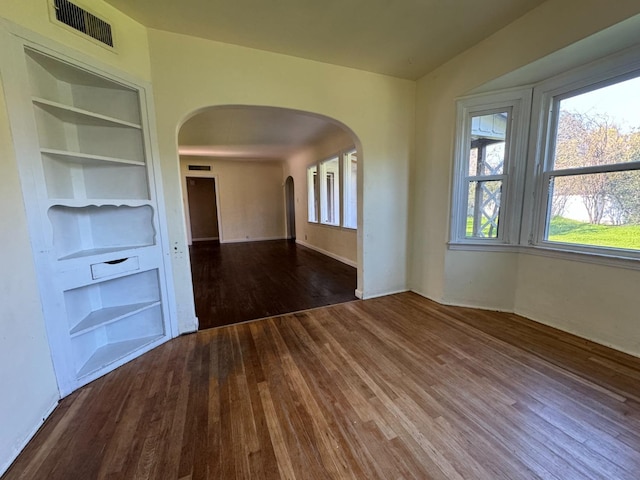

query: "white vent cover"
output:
52 0 114 48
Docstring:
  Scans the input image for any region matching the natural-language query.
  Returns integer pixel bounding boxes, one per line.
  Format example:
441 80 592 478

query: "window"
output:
537 75 640 253
320 156 340 225
307 165 318 222
451 49 640 263
343 150 357 229
451 90 530 244
306 149 357 229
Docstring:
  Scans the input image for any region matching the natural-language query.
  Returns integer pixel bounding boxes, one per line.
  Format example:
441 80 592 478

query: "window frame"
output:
526 67 640 260
342 149 358 230
450 89 531 246
307 165 318 223
307 147 357 229
319 155 341 226
450 46 640 266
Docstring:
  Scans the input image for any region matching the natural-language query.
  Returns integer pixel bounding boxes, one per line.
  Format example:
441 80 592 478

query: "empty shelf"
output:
33 97 142 129
77 335 163 378
70 301 161 337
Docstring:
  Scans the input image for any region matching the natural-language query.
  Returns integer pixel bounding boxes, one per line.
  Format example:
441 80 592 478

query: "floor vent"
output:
52 0 114 48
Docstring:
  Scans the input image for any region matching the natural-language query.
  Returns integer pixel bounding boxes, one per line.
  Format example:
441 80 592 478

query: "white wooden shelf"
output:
59 245 149 261
70 301 161 337
77 334 163 378
41 148 145 167
6 38 171 395
32 97 142 129
47 199 151 209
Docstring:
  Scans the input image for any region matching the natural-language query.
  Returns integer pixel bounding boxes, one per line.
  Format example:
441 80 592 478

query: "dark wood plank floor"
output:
189 240 357 329
5 292 640 479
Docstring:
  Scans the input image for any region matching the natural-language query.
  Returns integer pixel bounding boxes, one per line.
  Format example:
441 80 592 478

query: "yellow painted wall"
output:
284 129 357 266
148 28 415 330
180 157 286 243
411 0 640 354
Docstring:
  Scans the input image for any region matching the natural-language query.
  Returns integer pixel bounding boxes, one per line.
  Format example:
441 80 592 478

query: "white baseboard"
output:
0 398 58 477
361 288 409 300
409 289 514 313
220 236 286 244
355 289 363 299
295 240 357 268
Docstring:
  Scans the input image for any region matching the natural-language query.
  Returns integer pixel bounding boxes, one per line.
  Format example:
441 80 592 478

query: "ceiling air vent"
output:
52 0 114 48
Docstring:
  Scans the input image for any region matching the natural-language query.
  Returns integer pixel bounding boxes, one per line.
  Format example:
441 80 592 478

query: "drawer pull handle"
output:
105 258 128 265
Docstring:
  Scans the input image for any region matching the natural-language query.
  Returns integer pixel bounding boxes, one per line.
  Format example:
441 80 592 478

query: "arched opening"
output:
285 176 296 240
178 105 362 329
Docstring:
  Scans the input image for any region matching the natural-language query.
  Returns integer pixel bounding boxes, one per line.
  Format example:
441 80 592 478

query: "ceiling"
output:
104 0 548 80
178 106 348 159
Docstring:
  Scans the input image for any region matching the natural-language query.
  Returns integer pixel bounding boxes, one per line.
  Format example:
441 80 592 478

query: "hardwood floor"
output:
5 292 640 479
189 240 358 329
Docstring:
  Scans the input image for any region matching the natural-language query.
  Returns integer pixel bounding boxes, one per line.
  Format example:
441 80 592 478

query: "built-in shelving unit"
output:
1 29 175 396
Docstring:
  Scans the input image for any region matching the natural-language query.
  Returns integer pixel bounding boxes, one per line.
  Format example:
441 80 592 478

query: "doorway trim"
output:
181 168 223 245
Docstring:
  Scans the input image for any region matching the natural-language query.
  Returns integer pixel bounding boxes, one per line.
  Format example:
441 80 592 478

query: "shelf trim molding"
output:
41 147 145 166
32 97 142 129
70 300 161 337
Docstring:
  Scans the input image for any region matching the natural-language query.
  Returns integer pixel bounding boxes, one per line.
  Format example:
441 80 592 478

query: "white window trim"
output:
524 52 640 262
342 148 358 230
307 147 357 230
450 88 532 246
450 44 640 268
307 165 318 223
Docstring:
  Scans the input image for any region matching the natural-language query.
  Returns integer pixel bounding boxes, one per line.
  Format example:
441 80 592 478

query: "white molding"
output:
409 289 640 359
221 236 287 244
361 288 409 300
514 306 640 360
447 241 519 253
410 289 514 313
295 239 357 268
0 398 58 477
354 289 363 299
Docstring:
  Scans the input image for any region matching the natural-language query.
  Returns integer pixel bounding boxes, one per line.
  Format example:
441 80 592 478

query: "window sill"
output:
447 241 519 253
448 241 640 271
307 221 357 232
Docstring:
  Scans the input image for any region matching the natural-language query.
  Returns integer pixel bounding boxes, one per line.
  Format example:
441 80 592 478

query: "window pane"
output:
320 157 340 226
553 76 640 170
466 180 502 238
469 112 508 176
546 170 640 251
343 150 357 229
307 165 318 222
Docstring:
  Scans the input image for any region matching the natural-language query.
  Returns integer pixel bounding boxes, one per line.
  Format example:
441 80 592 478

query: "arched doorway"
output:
285 176 295 240
178 105 361 329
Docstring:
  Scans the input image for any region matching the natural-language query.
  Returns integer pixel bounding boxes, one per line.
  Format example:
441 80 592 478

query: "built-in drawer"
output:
90 256 139 280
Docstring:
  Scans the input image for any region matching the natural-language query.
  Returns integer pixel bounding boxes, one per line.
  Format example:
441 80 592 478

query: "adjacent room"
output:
178 106 359 328
2 0 640 478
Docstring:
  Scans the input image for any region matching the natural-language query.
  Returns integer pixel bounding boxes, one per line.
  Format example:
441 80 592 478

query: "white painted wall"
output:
148 28 415 332
283 129 357 267
410 0 640 355
180 157 286 243
0 73 59 477
0 1 152 474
